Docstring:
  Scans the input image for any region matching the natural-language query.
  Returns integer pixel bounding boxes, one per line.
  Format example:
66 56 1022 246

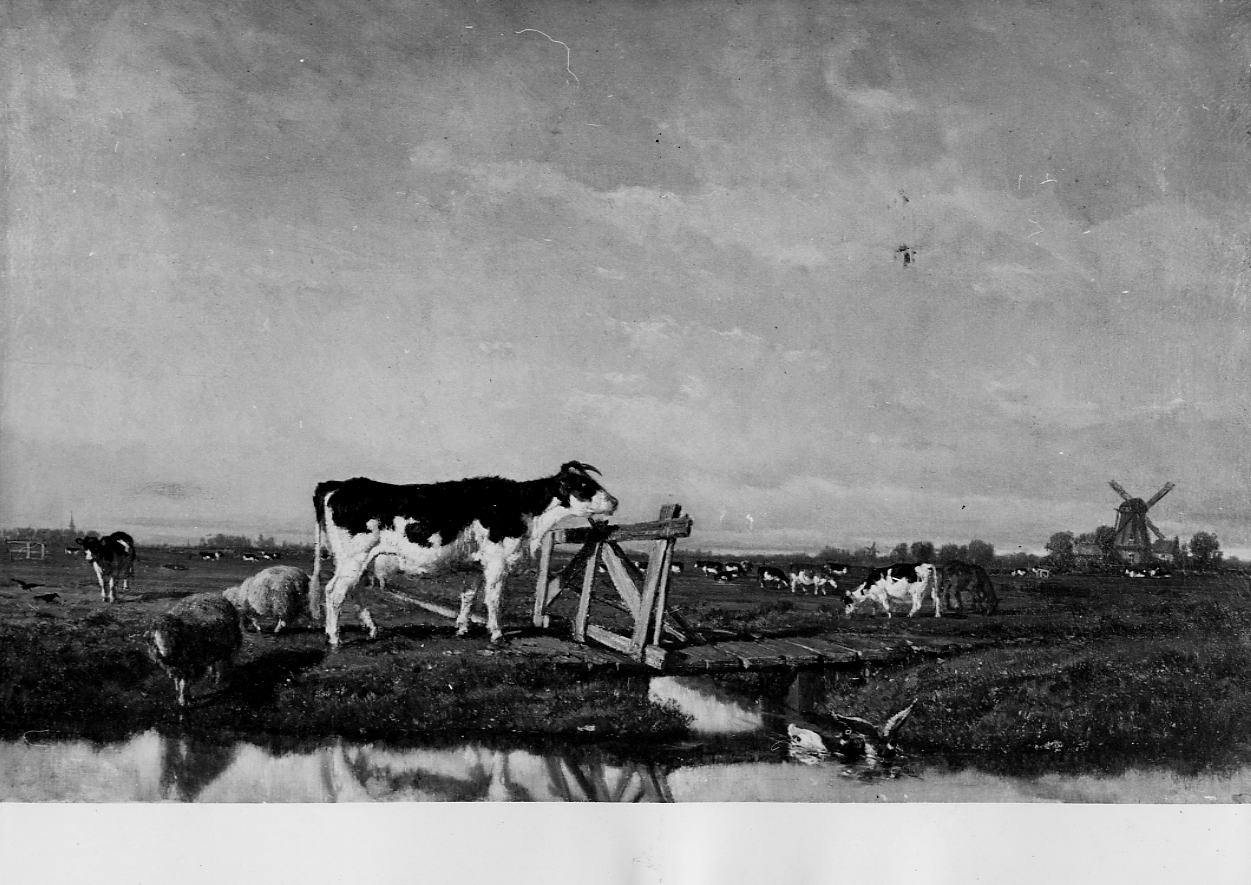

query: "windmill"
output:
1108 481 1175 565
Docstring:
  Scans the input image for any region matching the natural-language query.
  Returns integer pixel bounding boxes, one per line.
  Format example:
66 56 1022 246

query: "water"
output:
4 675 1249 802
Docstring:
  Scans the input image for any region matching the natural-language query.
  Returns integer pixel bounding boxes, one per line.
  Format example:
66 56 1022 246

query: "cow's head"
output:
555 461 618 518
76 536 100 562
843 583 868 617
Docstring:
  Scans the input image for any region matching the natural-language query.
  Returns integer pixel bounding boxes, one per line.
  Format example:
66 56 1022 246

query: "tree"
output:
966 539 995 567
890 542 909 562
1189 531 1222 570
909 541 935 563
1094 525 1119 562
1045 531 1075 572
936 543 962 565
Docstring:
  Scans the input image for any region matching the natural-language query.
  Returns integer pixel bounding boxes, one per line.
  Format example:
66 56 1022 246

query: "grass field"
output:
3 548 1250 771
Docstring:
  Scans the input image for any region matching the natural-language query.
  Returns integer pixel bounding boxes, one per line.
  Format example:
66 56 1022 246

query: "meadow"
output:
3 547 1250 773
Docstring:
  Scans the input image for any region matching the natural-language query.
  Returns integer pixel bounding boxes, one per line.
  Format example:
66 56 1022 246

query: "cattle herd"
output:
66 459 1160 708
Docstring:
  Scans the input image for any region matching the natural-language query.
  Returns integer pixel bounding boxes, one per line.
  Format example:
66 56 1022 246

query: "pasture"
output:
3 548 1251 771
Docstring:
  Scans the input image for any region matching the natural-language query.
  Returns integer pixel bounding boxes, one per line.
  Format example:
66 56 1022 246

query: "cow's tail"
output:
309 482 337 622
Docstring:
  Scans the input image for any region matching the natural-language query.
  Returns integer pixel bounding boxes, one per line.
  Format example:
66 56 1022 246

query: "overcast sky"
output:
3 0 1249 555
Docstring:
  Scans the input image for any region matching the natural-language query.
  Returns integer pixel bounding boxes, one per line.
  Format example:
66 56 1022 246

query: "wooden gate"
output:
532 504 692 668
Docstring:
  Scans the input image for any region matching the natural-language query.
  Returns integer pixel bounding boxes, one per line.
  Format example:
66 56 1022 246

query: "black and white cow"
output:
788 564 834 596
694 560 722 577
311 462 618 647
845 563 940 618
76 532 137 603
669 562 685 575
823 563 850 577
1010 568 1029 577
758 565 788 591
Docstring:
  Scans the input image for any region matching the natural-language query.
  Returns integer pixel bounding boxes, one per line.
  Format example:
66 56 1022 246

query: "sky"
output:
3 0 1250 555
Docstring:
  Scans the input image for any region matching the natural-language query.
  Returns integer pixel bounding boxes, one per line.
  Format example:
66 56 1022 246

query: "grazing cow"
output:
758 565 788 591
823 563 850 577
76 532 137 603
788 564 834 596
242 552 260 563
311 461 618 647
1010 568 1028 577
845 563 940 618
1124 567 1148 579
938 561 999 615
1030 567 1051 578
669 562 685 575
694 560 722 577
1148 566 1171 578
716 562 747 582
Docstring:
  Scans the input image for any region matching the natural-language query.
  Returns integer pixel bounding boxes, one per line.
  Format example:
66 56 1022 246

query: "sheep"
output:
222 565 316 634
147 593 243 707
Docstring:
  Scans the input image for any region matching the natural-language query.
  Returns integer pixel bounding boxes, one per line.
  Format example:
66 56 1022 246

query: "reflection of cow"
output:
938 561 999 615
334 744 672 802
845 563 940 618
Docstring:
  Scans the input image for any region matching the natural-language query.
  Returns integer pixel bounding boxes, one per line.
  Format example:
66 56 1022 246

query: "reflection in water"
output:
3 672 1251 802
648 676 763 734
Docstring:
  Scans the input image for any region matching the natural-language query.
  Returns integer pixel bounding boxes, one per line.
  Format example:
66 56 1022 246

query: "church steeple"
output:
69 512 77 535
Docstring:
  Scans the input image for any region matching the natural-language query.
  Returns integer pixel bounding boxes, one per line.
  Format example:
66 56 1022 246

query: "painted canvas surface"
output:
4 0 1251 870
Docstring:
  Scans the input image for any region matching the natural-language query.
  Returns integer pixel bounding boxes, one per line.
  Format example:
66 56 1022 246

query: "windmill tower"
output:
1108 481 1175 565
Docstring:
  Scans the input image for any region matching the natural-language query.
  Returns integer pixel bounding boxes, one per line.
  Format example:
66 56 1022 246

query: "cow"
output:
788 564 834 596
1124 567 1148 579
76 532 137 603
1030 567 1051 578
1010 568 1028 577
242 552 260 563
938 560 999 616
694 560 722 577
845 563 940 618
823 562 850 577
311 461 618 647
669 562 685 575
758 565 788 591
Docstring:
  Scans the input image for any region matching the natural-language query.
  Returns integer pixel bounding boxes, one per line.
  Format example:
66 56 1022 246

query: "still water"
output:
3 676 1249 802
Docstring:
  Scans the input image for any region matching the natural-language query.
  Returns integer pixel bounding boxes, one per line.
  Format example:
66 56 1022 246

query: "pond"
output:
3 675 1249 802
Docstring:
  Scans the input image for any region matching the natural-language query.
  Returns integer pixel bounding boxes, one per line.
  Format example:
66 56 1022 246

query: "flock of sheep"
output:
147 565 315 707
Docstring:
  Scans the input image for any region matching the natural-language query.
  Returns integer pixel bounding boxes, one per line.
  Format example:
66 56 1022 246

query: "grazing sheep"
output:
147 593 243 707
223 565 315 634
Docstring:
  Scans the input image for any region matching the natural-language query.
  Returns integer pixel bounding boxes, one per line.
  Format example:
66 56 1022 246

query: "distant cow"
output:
938 561 999 615
758 565 788 591
716 562 748 582
845 563 940 618
311 461 618 647
823 563 850 577
1124 567 1148 578
1030 567 1051 578
788 564 834 596
695 560 721 577
669 562 685 575
242 552 260 563
77 532 137 603
1010 568 1028 577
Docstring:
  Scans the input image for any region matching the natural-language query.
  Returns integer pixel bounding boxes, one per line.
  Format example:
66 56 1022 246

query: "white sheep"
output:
147 593 243 707
223 565 316 634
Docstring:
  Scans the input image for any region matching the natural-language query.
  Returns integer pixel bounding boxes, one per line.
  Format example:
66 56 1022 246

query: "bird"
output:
830 700 918 760
32 592 61 603
11 578 46 591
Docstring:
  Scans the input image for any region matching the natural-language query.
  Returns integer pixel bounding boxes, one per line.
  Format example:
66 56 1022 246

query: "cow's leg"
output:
357 606 377 639
106 575 117 603
479 539 522 643
324 559 366 648
92 562 107 601
176 677 189 707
